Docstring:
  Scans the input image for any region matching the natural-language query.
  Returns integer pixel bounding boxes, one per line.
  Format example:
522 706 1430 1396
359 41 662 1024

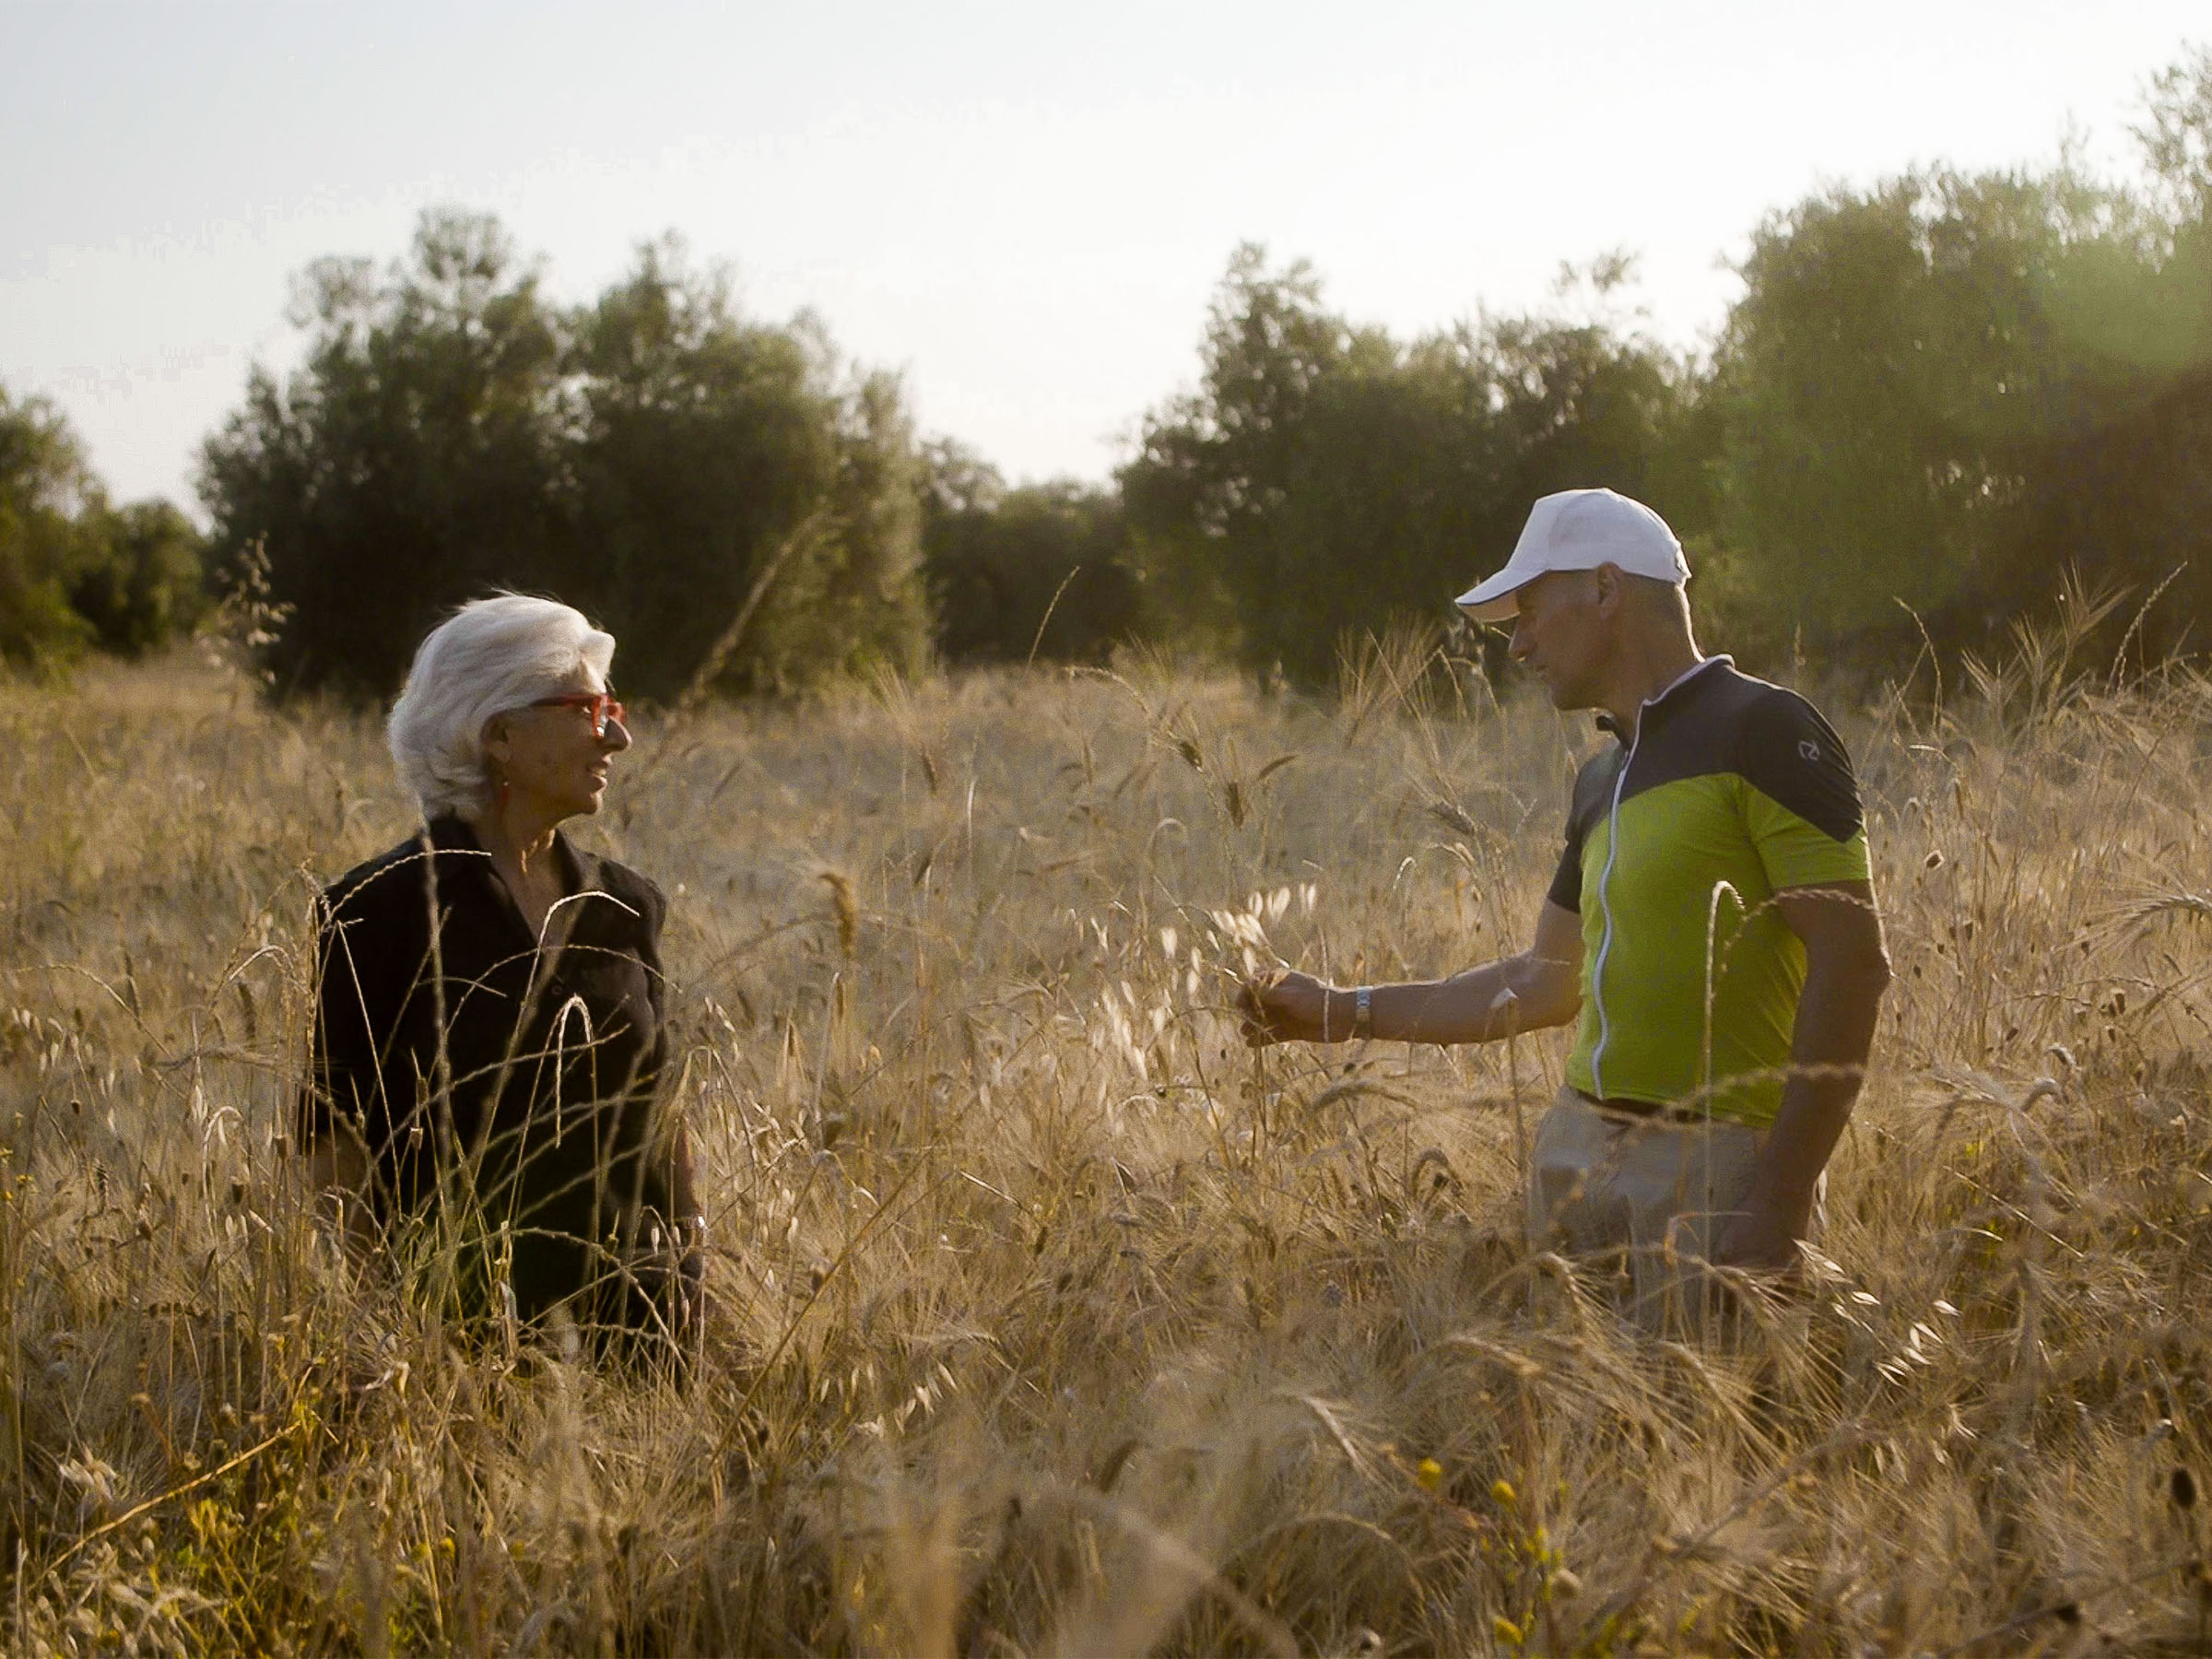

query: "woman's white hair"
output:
387 594 616 820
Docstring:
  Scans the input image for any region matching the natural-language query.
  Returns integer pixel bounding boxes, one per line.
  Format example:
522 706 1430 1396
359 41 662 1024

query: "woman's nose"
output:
604 716 632 752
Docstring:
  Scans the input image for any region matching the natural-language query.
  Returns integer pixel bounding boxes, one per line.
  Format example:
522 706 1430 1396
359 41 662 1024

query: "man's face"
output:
1507 569 1609 710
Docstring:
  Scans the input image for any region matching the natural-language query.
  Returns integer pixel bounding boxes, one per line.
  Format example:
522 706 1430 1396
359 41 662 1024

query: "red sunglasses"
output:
531 691 628 737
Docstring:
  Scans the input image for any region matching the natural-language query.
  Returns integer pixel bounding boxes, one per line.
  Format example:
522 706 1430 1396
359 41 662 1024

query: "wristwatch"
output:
1353 984 1373 1041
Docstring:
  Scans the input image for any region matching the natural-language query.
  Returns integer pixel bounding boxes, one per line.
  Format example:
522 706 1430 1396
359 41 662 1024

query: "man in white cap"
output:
1241 487 1891 1327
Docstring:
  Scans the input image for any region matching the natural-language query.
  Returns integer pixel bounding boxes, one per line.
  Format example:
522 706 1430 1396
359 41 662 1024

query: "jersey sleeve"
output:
1546 751 1615 912
1547 830 1583 912
1736 689 1872 890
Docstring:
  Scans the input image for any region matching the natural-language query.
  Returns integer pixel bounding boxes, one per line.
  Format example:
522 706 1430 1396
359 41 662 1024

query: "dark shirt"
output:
305 813 688 1327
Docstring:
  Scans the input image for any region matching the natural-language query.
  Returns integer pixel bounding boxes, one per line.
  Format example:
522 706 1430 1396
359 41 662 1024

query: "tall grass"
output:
6 616 2212 1654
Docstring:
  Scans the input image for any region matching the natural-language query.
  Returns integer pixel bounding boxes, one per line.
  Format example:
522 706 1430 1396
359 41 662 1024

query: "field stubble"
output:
6 627 2212 1655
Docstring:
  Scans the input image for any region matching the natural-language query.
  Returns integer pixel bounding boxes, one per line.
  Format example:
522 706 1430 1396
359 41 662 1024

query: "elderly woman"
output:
303 594 701 1347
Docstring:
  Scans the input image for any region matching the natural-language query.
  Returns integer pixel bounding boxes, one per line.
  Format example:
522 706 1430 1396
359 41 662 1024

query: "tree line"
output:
5 45 2207 693
0 386 206 663
1122 48 2212 683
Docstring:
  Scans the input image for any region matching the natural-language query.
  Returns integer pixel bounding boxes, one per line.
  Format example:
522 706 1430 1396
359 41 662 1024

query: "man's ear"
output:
1591 562 1623 617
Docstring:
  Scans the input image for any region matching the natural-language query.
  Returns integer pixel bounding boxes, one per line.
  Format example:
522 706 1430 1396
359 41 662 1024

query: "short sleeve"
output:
1547 831 1584 912
1736 690 1872 890
1547 753 1614 913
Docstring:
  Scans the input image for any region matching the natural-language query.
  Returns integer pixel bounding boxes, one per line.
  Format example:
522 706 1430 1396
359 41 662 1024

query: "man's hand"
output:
1711 1200 1809 1276
1237 970 1335 1046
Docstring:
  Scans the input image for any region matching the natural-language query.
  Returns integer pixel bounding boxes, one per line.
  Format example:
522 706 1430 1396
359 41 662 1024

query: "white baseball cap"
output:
1454 488 1690 622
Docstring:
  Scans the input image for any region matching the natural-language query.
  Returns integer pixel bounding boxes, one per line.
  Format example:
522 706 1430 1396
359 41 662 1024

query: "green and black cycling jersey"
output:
1549 657 1872 1127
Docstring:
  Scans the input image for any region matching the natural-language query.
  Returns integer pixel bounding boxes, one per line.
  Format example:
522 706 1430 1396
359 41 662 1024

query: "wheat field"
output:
6 611 2212 1655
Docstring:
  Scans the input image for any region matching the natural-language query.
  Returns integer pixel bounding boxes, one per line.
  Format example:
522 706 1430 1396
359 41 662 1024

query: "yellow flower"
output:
1490 1478 1518 1506
1416 1458 1443 1490
1493 1615 1524 1646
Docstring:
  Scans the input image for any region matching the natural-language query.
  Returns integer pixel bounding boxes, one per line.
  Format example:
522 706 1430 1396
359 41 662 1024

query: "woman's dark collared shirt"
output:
305 814 679 1323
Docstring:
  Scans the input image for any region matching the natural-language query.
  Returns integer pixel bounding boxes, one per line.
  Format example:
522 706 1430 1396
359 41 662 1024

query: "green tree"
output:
1119 247 1356 665
67 500 209 656
1994 53 2212 662
2137 42 2212 224
1123 246 1704 685
201 214 929 700
728 363 931 694
1711 62 2212 670
2 384 209 665
0 386 99 664
200 209 569 695
920 441 1141 665
1711 170 2105 660
565 241 927 698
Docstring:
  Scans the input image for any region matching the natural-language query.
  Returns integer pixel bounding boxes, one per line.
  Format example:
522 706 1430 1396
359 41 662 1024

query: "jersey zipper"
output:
1585 656 1721 1099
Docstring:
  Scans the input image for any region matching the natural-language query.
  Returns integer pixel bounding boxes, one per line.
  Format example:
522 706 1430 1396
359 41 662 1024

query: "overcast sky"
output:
4 2 2204 512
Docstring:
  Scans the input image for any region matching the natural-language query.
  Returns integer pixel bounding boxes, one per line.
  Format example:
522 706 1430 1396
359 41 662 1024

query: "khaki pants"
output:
1525 1087 1769 1335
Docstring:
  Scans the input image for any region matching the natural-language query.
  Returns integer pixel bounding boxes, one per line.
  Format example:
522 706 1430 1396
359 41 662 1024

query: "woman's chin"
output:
557 785 606 819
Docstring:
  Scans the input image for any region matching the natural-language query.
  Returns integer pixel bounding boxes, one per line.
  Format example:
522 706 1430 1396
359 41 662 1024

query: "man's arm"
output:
1240 900 1583 1047
1713 880 1890 1271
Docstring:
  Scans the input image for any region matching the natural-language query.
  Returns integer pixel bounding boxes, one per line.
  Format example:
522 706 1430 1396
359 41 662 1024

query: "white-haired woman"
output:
303 594 702 1350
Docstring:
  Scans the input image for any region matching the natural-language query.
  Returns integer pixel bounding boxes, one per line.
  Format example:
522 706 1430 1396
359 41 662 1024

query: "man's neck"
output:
1602 638 1707 741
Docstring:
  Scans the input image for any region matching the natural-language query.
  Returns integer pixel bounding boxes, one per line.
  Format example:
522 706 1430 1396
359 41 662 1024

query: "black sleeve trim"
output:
1547 841 1583 912
1547 751 1618 913
1736 690 1864 842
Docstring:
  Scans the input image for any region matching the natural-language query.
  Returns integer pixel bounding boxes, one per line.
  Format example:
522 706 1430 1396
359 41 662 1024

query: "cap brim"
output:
1453 570 1527 624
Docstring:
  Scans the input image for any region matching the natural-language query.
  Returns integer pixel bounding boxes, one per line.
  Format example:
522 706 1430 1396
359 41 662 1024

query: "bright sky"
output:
4 2 2203 513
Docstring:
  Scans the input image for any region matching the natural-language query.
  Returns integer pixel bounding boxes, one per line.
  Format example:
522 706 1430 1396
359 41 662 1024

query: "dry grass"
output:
6 620 2212 1656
